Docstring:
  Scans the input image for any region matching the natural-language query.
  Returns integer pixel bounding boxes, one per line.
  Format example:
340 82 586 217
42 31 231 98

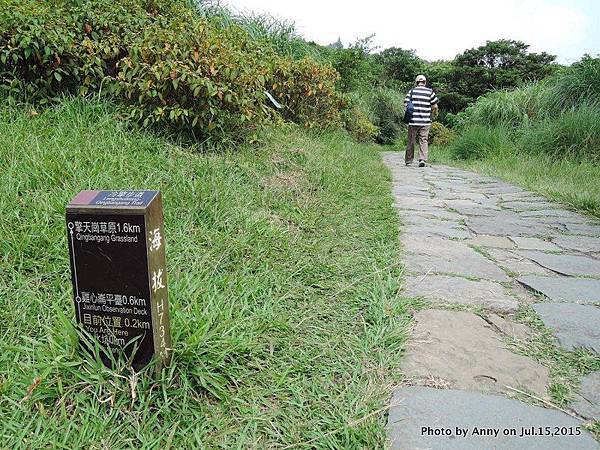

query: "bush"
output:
325 36 380 93
350 87 405 145
0 0 150 102
115 13 272 144
448 125 514 160
270 57 344 129
342 106 378 142
370 88 405 145
429 121 455 146
0 0 347 145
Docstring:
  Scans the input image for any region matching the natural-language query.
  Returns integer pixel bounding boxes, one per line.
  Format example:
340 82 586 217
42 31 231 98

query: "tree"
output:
445 39 556 110
328 37 343 50
424 60 471 116
326 35 381 92
374 47 424 85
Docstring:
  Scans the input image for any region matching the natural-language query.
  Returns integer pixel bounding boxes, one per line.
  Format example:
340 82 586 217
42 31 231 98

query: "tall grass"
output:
519 103 600 162
193 0 323 60
544 56 600 112
455 83 547 128
447 125 515 160
450 56 600 161
349 87 407 144
441 56 600 217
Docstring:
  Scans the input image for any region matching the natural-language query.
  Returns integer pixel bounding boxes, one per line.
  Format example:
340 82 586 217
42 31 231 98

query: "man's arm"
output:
430 91 439 117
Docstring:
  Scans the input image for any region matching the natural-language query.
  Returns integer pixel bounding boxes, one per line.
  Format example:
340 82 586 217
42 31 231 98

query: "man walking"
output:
404 74 439 167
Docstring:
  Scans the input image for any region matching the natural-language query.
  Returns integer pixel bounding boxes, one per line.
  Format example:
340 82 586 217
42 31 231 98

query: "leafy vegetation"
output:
439 39 556 113
0 98 411 447
270 57 343 129
0 0 344 146
448 57 600 160
1 0 598 445
0 0 566 147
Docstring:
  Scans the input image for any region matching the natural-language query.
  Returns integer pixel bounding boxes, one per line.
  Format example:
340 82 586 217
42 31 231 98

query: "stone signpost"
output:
66 190 171 371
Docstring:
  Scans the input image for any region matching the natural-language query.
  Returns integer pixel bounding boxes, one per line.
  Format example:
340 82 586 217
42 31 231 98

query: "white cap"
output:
415 74 427 83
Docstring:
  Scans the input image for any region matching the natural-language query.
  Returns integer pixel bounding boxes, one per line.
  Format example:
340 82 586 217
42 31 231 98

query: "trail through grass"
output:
431 146 600 218
0 98 412 448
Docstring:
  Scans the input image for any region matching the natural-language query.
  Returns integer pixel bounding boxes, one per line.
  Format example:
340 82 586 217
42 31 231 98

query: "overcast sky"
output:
225 0 599 63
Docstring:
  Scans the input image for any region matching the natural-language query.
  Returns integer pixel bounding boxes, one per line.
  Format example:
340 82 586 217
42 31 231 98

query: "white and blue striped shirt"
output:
404 86 439 126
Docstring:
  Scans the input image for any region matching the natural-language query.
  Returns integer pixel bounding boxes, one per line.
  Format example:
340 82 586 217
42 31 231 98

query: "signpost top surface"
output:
67 190 159 212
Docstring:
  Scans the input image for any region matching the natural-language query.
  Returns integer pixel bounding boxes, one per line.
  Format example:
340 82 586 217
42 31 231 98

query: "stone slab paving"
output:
403 217 472 239
485 248 557 277
564 222 600 237
553 235 600 254
404 275 518 312
402 236 510 281
533 303 600 352
382 153 600 448
409 210 464 221
467 234 515 249
501 201 558 211
518 275 600 304
517 250 600 277
486 314 532 341
571 372 600 420
387 387 598 450
510 236 562 252
467 214 557 236
520 209 582 218
402 310 549 395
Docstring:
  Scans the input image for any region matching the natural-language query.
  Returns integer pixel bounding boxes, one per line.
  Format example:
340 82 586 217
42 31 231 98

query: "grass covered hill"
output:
0 98 415 447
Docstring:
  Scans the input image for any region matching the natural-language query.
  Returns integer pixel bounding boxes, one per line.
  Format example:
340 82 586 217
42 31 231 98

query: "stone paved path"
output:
382 154 600 449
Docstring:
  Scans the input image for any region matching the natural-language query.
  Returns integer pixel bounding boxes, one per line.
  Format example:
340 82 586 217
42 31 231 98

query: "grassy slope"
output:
0 99 412 448
431 146 600 219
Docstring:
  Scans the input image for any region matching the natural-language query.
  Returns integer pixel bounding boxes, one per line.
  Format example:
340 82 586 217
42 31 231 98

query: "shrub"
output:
346 87 406 144
325 36 380 93
1 0 121 102
115 14 272 144
269 57 344 129
429 121 455 146
369 88 405 145
448 125 514 160
0 0 346 145
342 106 378 142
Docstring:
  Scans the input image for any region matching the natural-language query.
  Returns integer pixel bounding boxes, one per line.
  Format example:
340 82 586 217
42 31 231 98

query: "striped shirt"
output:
404 86 439 126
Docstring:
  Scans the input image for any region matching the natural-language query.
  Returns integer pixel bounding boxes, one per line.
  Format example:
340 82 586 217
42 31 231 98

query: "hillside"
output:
0 98 414 447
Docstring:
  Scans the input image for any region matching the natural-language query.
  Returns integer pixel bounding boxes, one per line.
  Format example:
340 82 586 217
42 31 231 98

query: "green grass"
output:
193 1 324 61
511 306 600 438
431 145 600 218
438 58 600 216
0 98 412 447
